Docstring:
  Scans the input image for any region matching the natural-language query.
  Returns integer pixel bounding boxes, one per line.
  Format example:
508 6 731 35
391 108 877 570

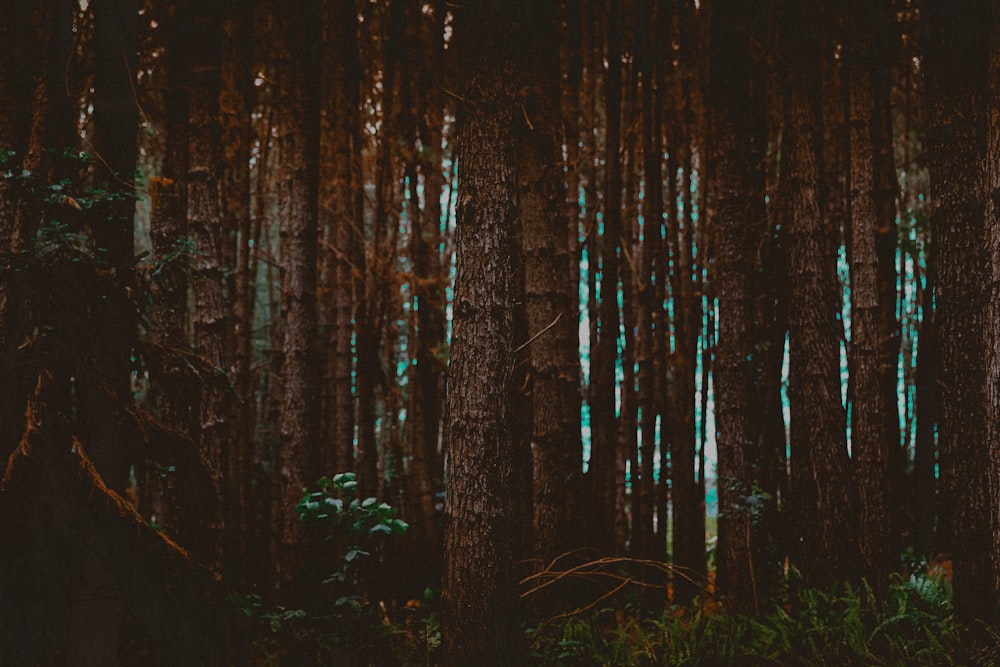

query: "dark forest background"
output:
1 0 999 665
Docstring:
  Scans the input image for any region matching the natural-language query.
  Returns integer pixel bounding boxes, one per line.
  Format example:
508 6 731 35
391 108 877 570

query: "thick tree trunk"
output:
922 0 992 622
846 0 893 596
709 0 767 612
780 0 858 587
187 0 227 573
441 1 527 663
271 0 322 588
985 0 1000 607
518 0 585 567
320 0 361 480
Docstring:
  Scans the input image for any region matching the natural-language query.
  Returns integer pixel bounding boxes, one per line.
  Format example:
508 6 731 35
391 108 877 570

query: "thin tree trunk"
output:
589 0 624 556
220 0 254 588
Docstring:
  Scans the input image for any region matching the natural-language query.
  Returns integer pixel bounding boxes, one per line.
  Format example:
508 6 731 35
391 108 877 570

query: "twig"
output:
513 313 562 354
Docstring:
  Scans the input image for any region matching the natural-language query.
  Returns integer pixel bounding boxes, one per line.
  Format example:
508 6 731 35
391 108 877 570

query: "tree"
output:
186 0 228 573
845 0 893 596
986 0 1000 611
588 0 624 556
441 0 527 662
271 0 322 588
669 0 708 604
517 0 585 568
709 0 769 612
779 0 858 586
923 0 992 622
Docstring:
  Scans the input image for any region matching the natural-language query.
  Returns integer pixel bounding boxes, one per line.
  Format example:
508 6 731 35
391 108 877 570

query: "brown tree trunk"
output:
633 0 663 562
186 0 227 573
220 0 254 588
271 0 322 588
441 1 527 664
985 0 1000 607
846 0 893 596
780 0 858 587
518 0 585 567
588 0 624 556
871 0 903 551
668 0 706 605
320 0 361 482
923 0 992 622
709 0 767 612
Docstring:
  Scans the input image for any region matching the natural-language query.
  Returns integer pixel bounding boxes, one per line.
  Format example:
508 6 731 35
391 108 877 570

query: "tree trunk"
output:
780 0 858 587
922 0 992 623
320 0 361 481
441 1 527 663
846 0 893 596
634 0 663 562
187 0 227 573
588 0 624 556
709 0 768 612
220 0 254 589
271 0 322 588
518 0 585 568
985 0 1000 607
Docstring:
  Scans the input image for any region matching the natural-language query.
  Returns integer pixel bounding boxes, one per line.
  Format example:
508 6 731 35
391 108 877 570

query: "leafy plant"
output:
295 472 408 602
242 473 413 665
528 572 962 666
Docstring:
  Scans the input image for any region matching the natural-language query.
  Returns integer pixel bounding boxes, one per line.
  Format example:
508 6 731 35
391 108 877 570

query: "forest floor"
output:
238 556 999 666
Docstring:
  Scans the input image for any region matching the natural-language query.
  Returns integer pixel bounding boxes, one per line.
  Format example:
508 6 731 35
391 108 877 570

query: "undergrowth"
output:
526 570 975 666
238 558 1000 666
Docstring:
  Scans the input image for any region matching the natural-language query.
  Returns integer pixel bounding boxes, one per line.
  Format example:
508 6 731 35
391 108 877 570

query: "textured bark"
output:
709 0 767 612
923 0 992 622
986 0 1000 607
846 0 893 596
186 0 227 572
271 0 322 587
588 0 623 556
780 0 858 586
441 1 526 663
518 0 584 566
320 0 361 480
